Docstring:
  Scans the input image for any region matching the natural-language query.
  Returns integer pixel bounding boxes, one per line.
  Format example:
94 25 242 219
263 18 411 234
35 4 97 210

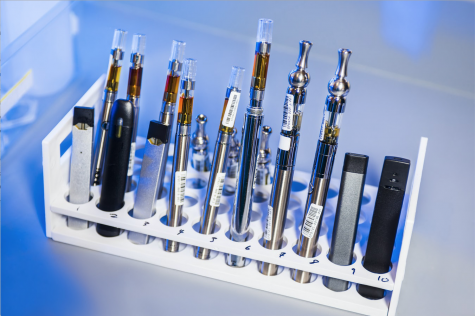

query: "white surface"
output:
42 79 427 316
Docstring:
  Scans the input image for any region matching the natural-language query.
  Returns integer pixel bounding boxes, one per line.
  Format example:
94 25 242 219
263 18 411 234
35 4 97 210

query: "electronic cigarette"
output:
96 99 135 237
226 19 273 267
91 29 127 186
191 114 211 172
195 66 245 260
164 59 197 252
259 40 312 276
157 40 186 197
292 48 352 283
67 106 94 230
226 127 240 179
324 153 368 291
254 125 272 186
127 120 171 245
357 156 410 299
126 34 146 192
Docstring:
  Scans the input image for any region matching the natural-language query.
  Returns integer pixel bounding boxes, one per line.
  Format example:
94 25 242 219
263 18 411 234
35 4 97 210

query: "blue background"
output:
2 2 474 315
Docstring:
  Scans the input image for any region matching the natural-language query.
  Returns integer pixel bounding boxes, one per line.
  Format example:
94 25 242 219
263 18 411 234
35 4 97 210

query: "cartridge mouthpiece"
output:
296 40 312 70
328 48 351 98
289 40 312 88
191 114 209 151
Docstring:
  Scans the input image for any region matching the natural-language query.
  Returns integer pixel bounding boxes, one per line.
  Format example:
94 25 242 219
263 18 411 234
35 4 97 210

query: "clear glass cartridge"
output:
163 40 186 104
127 34 146 98
251 19 273 105
220 66 245 133
319 110 343 144
177 58 197 125
106 29 127 92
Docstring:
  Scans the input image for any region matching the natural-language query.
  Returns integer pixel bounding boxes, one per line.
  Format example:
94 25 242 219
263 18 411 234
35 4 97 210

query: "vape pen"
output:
96 99 135 237
292 48 352 283
91 29 127 186
127 120 171 245
357 156 410 299
324 153 368 291
194 66 245 260
164 59 197 252
157 40 186 197
67 106 94 230
226 127 240 179
259 40 312 276
254 125 272 186
126 34 146 192
226 19 273 267
191 114 211 172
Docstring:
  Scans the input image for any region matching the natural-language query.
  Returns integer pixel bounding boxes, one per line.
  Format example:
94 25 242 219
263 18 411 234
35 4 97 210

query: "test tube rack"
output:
43 76 427 316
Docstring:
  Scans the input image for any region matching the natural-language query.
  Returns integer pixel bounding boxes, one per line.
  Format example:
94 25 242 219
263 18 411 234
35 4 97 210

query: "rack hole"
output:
292 241 322 258
225 226 254 243
291 181 307 192
159 212 189 227
186 178 207 190
191 218 221 235
258 234 288 250
127 208 156 220
326 250 357 265
64 191 93 204
252 191 268 203
322 276 352 292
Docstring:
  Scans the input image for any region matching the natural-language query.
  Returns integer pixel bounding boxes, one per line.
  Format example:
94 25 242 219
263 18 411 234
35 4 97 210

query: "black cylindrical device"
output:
357 156 410 299
96 99 135 237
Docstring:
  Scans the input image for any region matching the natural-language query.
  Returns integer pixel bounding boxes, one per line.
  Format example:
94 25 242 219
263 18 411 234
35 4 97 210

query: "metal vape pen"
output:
358 156 410 299
259 40 312 276
226 127 240 179
164 59 197 252
254 125 272 186
67 106 94 230
291 48 352 283
127 121 171 245
194 66 245 260
96 99 135 237
157 40 186 197
324 153 368 291
191 114 211 172
91 29 127 186
126 34 146 192
226 19 273 267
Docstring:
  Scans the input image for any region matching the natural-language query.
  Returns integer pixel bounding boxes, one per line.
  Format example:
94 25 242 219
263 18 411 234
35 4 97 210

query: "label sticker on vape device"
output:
278 135 291 151
282 94 294 131
210 172 226 207
318 120 327 141
302 203 323 238
175 171 187 205
222 91 241 127
127 142 136 176
264 206 273 240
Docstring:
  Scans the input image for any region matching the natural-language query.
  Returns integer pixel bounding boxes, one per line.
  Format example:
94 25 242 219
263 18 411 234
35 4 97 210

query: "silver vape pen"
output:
254 125 272 186
126 34 146 192
127 121 171 245
91 29 127 186
191 114 211 172
291 48 352 283
164 59 197 253
194 66 245 260
226 19 273 267
259 40 312 276
67 106 94 230
156 40 186 198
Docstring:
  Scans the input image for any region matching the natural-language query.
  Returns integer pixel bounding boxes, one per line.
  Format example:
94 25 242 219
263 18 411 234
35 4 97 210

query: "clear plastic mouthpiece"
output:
256 19 273 43
111 29 127 50
228 66 245 90
182 58 198 81
131 34 146 55
170 40 186 63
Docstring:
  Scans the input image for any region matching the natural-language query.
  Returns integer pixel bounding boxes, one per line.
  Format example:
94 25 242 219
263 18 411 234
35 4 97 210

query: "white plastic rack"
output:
43 77 427 316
